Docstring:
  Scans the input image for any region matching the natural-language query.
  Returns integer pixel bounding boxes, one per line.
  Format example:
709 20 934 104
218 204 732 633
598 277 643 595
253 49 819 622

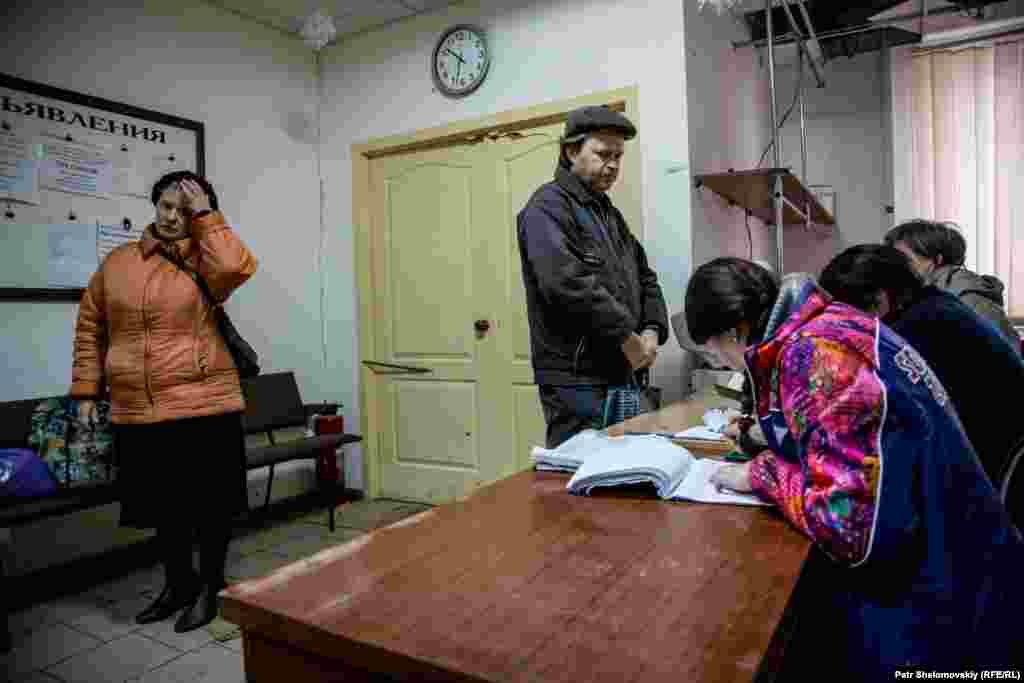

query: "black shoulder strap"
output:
155 247 220 306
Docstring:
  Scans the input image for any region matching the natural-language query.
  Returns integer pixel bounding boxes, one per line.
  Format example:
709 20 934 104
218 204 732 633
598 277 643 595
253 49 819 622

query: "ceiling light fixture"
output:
300 9 337 51
697 0 744 13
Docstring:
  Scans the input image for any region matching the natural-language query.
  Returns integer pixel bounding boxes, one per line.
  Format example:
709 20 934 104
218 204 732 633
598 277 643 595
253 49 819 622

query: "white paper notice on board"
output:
39 139 113 199
109 142 159 199
48 223 99 288
111 153 145 198
97 222 143 264
0 129 41 205
150 152 192 185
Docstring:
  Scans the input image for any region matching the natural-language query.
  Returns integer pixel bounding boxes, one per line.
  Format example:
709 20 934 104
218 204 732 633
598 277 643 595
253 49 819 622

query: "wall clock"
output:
431 25 490 98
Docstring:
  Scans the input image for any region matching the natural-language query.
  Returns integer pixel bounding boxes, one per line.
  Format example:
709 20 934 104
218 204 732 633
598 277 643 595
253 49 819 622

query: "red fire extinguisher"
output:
313 408 344 488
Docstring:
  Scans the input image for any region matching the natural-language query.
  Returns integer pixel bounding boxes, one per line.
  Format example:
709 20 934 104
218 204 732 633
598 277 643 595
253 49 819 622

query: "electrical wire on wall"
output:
757 54 804 169
316 49 328 375
300 10 337 377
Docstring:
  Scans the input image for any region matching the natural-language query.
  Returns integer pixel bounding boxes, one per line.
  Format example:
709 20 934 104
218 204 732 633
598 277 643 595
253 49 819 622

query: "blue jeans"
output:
537 385 608 449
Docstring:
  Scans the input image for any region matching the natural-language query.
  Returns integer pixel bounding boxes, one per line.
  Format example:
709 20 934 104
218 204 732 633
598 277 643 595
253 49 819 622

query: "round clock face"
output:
432 26 490 97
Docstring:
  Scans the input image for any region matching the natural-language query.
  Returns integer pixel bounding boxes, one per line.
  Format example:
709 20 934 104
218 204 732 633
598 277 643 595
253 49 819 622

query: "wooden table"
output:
221 390 812 683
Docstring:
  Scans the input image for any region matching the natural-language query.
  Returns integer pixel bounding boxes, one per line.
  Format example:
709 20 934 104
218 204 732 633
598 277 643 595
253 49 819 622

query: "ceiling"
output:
741 0 1010 57
205 0 462 44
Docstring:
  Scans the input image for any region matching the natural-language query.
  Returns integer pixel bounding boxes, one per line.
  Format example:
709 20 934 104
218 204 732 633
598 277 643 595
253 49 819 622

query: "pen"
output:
622 431 678 438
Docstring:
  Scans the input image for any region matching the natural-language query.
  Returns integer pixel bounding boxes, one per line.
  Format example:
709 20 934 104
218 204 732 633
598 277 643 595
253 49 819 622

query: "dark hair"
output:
684 257 779 346
945 225 967 266
883 219 961 267
559 139 585 166
819 244 924 319
150 171 219 211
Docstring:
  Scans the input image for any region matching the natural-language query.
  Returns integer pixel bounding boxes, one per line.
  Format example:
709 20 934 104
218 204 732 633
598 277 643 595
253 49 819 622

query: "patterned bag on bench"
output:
28 398 115 487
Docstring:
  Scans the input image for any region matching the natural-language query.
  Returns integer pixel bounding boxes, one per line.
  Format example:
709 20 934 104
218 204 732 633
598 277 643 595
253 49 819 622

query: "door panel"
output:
370 146 496 503
513 384 549 471
388 166 475 359
392 380 478 468
489 126 565 469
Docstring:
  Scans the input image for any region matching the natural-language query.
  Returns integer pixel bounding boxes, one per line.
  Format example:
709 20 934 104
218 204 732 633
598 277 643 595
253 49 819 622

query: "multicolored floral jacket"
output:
745 274 1024 672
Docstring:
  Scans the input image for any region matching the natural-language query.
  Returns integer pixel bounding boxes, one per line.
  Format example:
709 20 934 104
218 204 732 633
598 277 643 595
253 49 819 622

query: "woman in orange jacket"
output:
70 171 257 633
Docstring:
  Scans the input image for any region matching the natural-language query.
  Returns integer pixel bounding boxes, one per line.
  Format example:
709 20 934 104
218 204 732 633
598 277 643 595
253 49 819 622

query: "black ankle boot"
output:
173 581 223 633
175 529 230 633
135 573 200 625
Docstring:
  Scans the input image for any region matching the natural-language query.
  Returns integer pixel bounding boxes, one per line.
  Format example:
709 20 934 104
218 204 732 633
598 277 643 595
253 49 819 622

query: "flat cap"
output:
562 105 637 142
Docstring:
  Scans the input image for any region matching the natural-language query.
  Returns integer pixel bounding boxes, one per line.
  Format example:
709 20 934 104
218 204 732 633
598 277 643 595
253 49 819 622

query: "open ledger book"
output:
533 430 767 506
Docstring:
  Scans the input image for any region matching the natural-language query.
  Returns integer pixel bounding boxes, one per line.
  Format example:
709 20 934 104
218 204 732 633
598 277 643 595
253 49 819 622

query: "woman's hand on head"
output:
179 179 211 215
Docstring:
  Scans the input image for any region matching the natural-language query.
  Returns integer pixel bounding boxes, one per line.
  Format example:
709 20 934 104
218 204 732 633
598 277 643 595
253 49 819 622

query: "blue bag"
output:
0 448 58 499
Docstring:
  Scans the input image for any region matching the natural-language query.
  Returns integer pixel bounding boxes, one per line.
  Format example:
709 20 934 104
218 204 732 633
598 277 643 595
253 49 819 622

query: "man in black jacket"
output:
820 244 1024 530
517 106 669 448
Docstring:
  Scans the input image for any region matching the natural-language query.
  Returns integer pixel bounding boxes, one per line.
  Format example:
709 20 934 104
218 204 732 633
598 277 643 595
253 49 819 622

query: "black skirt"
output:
114 412 248 529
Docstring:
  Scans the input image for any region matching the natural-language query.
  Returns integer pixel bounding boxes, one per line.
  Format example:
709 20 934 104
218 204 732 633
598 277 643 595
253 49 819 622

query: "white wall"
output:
318 0 693 424
685 4 893 284
775 50 893 276
686 2 774 273
1 0 327 572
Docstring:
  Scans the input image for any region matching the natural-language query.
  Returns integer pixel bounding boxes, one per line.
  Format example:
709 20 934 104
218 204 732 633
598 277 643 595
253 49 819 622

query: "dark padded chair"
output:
241 372 360 532
999 435 1024 533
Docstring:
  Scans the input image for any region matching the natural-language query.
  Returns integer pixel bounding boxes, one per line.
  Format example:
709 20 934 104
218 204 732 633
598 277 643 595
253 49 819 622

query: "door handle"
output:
474 319 491 333
362 360 433 375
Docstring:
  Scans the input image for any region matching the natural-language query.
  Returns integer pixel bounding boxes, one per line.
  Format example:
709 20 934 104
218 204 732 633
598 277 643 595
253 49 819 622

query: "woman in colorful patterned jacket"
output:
684 257 1023 676
70 171 257 634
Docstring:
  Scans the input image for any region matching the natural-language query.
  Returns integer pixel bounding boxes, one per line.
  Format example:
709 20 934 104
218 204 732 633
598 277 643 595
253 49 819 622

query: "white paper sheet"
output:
567 436 693 499
48 223 98 288
669 458 768 506
674 426 728 441
0 129 41 205
39 138 113 198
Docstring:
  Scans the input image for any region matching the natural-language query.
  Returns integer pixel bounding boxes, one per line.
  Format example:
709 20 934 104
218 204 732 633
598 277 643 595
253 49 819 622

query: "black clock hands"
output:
444 48 465 64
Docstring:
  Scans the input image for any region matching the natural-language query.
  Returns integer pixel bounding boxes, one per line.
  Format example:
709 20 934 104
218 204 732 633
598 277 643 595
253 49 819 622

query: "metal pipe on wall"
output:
780 0 825 88
799 80 809 229
766 0 784 273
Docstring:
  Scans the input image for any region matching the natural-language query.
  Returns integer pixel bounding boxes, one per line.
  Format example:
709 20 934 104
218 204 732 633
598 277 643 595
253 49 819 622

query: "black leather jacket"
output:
516 160 668 385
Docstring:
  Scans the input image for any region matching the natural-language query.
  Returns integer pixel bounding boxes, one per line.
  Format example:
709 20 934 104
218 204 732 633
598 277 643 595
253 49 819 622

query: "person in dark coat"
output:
820 244 1024 529
517 106 668 448
685 257 1024 676
885 220 1020 351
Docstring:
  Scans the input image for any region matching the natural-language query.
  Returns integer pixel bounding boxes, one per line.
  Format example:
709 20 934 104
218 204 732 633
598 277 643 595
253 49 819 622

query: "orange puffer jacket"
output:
70 211 258 424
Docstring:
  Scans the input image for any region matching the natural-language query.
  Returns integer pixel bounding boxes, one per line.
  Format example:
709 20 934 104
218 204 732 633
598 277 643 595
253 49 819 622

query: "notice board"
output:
0 72 204 301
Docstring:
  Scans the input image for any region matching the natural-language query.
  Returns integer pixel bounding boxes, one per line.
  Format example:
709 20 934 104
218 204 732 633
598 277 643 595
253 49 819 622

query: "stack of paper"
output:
565 434 768 506
566 435 689 498
530 429 604 472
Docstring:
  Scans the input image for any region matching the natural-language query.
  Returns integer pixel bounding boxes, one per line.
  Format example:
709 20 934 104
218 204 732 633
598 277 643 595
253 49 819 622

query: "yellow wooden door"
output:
367 143 506 503
480 126 564 475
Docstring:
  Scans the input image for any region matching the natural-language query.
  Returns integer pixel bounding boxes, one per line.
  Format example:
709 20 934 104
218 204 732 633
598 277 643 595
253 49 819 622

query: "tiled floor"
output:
2 498 431 683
